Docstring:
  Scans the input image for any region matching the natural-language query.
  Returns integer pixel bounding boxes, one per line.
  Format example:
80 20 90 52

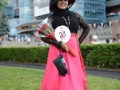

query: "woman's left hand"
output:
61 42 69 52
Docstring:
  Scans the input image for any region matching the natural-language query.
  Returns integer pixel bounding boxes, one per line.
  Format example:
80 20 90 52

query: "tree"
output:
0 0 9 45
0 0 7 8
0 11 10 37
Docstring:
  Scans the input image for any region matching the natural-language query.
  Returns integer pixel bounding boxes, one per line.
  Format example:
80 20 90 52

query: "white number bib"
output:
55 25 71 42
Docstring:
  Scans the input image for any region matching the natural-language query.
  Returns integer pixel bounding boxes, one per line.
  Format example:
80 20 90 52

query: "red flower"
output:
38 24 49 34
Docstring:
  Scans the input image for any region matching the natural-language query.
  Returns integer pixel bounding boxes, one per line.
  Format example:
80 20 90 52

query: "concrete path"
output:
0 61 120 80
2 41 39 47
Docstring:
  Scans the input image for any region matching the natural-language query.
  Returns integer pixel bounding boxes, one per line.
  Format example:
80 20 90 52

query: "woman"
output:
91 35 99 44
40 0 90 90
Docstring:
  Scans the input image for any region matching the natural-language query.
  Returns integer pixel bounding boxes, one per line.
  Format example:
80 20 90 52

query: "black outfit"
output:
41 10 90 47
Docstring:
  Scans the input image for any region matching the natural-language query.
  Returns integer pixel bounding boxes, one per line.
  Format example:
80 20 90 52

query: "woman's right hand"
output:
61 42 69 52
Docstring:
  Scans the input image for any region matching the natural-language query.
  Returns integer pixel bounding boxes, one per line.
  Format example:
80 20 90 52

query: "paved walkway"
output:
0 61 120 80
3 41 39 47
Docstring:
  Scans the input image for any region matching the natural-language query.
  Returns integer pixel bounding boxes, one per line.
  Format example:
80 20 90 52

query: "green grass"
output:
0 66 44 90
0 66 120 90
88 75 120 90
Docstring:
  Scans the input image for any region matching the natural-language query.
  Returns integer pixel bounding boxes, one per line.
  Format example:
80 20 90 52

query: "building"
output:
106 0 120 22
88 0 120 43
105 0 120 42
70 0 106 24
4 0 120 44
5 0 19 36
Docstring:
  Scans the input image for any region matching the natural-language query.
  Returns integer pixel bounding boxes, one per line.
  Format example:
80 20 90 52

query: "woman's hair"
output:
106 39 110 43
49 0 75 12
92 35 98 40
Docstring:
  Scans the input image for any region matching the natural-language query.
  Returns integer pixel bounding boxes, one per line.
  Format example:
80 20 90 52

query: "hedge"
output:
80 43 120 68
0 43 120 68
0 47 49 63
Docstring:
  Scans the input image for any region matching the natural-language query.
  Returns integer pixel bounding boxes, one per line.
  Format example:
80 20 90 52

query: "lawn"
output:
0 66 120 90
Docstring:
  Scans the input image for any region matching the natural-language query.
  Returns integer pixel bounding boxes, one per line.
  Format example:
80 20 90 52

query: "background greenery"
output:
0 66 120 90
0 43 120 68
0 0 7 8
0 47 49 63
81 43 120 68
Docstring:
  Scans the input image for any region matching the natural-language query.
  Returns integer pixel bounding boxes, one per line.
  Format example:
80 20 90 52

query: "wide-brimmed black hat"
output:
49 0 75 11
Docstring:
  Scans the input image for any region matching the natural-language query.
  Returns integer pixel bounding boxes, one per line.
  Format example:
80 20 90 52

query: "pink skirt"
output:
40 34 87 90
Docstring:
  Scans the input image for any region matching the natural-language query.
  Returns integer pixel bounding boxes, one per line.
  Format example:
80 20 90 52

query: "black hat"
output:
49 0 75 11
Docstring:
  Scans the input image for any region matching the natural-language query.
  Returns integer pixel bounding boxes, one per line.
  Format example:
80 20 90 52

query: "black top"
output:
48 12 90 44
51 14 79 34
41 11 90 46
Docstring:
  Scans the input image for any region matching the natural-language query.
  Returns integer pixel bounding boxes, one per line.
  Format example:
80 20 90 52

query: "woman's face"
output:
57 0 68 10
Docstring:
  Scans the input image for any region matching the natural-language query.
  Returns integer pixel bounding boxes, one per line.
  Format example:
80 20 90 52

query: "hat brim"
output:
50 0 75 11
68 0 75 5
